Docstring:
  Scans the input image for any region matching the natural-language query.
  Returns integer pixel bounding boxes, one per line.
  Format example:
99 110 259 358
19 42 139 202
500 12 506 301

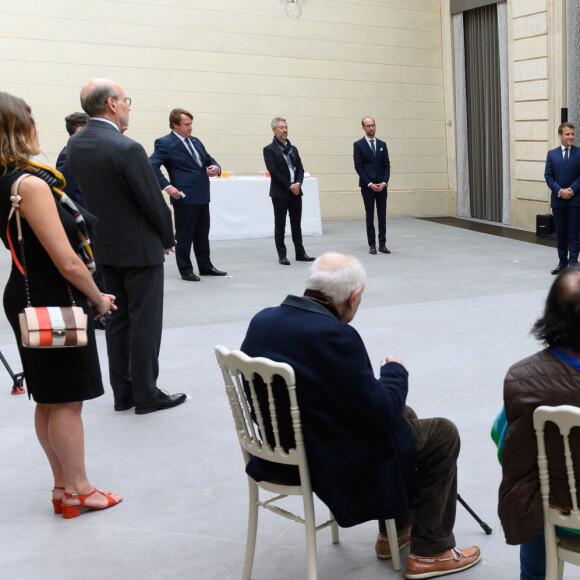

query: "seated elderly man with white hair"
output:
240 252 480 579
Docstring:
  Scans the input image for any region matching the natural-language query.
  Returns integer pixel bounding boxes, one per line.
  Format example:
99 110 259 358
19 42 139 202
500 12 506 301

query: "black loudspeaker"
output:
536 214 555 238
562 108 568 123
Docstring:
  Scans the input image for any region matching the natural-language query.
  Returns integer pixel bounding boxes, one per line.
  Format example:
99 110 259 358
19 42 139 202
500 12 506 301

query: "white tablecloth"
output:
208 176 322 241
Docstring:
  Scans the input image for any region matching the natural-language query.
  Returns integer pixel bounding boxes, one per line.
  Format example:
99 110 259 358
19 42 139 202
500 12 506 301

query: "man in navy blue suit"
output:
241 252 481 579
545 122 580 274
56 112 90 209
56 112 107 318
150 108 227 281
354 117 391 254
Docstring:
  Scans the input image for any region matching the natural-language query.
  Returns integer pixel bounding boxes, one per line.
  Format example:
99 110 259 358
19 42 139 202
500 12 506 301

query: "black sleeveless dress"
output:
0 169 104 403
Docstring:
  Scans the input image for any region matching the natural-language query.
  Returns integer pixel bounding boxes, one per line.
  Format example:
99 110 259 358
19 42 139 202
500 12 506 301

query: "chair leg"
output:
243 479 260 580
544 524 560 580
303 492 318 580
330 511 339 544
385 519 401 571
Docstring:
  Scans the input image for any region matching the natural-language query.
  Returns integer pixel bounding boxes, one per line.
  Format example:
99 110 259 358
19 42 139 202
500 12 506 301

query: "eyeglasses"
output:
106 97 131 106
364 124 376 128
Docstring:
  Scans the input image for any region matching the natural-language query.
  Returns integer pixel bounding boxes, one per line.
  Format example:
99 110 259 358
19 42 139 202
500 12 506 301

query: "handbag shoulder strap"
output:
6 173 33 276
6 173 77 308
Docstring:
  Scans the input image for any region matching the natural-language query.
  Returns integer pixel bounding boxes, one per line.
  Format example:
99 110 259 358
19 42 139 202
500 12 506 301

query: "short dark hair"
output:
169 108 193 129
558 122 575 134
532 266 580 350
64 112 89 136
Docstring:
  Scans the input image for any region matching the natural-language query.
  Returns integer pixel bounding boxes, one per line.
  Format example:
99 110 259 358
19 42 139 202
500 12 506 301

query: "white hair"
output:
305 252 366 305
271 116 286 129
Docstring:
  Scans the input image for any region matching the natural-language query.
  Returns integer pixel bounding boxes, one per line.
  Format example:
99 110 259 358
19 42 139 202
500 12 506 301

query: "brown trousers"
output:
395 406 460 556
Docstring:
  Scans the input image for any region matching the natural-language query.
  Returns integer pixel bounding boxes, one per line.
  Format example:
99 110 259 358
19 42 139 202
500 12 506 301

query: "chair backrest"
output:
533 405 580 533
215 345 311 480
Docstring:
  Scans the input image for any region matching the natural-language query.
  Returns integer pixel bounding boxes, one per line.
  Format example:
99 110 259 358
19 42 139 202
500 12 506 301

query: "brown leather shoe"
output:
405 546 481 578
369 246 377 255
375 531 411 559
379 245 391 254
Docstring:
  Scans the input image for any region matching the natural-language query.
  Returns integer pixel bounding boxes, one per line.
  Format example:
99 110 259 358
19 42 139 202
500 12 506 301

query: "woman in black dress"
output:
0 92 122 518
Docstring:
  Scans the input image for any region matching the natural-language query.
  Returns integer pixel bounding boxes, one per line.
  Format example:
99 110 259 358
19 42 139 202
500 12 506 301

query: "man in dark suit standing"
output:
149 108 226 281
263 117 315 265
56 112 107 304
241 253 481 578
544 122 580 274
67 78 186 415
353 116 391 255
56 112 90 209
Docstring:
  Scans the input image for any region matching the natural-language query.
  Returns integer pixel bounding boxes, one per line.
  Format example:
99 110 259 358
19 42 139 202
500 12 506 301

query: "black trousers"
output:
396 407 459 556
272 196 306 259
100 264 164 406
174 203 212 273
361 186 387 247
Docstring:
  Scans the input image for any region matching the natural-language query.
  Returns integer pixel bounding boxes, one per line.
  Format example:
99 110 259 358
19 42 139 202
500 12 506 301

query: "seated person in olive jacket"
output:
241 252 481 579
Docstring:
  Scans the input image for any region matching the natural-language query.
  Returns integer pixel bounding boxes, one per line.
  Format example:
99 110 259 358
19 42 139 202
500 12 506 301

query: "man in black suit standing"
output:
67 78 186 415
150 108 227 281
263 117 315 265
353 116 391 255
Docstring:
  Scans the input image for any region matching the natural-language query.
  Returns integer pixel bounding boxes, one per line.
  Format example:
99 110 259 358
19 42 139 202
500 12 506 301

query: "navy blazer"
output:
67 119 175 267
149 132 220 206
55 146 86 209
545 145 580 209
263 139 305 199
353 137 390 188
241 296 416 528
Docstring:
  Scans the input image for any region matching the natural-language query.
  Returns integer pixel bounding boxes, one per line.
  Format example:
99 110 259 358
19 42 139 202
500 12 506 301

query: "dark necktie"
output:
565 148 569 166
184 138 200 166
370 140 376 155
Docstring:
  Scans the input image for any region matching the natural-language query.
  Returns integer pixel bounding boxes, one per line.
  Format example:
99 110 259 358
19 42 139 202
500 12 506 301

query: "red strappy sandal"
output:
61 488 122 519
51 486 65 514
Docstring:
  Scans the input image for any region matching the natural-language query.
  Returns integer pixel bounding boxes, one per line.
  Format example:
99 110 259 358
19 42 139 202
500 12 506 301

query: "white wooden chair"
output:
215 345 401 578
533 405 580 580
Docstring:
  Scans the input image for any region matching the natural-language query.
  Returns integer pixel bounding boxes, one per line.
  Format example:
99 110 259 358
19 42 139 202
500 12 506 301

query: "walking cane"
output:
378 494 492 537
0 350 25 395
457 494 492 534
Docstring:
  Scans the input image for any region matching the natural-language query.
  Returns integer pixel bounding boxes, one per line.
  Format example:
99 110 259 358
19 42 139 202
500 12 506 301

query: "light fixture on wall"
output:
279 0 315 19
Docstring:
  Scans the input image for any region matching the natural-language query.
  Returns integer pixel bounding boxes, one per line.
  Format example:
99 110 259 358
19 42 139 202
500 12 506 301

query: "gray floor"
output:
1 217 578 579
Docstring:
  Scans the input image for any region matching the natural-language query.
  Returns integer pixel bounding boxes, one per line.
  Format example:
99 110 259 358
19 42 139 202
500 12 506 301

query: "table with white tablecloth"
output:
208 176 322 241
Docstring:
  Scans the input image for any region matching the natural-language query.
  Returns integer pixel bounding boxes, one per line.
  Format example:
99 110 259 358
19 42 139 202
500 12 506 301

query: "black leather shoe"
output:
114 397 135 411
279 257 291 265
551 264 568 275
378 246 391 254
296 255 316 262
199 267 227 276
369 246 377 255
181 272 200 281
135 390 187 415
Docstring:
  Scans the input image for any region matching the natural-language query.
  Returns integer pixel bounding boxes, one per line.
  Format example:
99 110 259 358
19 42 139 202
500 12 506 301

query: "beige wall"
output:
509 0 563 230
0 0 453 220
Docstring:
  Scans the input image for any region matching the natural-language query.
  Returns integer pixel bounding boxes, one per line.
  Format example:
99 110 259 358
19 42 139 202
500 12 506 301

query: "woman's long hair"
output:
0 92 37 175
